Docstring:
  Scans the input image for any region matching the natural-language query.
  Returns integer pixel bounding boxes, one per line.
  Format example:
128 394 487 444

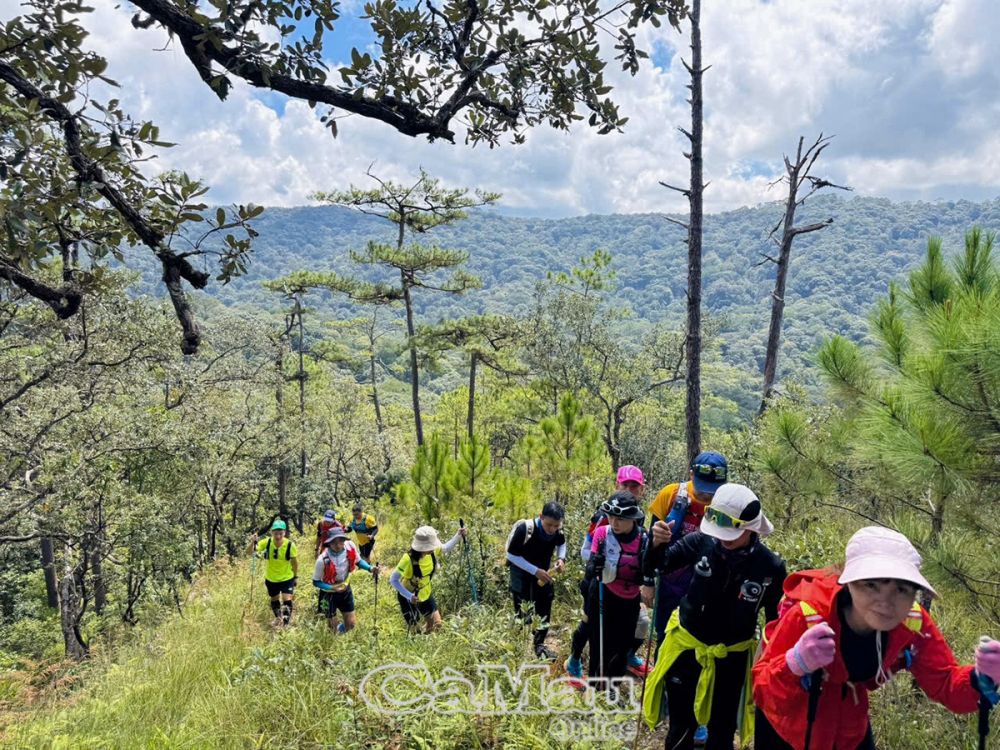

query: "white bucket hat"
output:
411 525 442 553
699 483 774 542
838 526 936 596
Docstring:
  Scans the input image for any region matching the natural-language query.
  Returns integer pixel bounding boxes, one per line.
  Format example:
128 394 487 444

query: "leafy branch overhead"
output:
129 0 687 145
0 4 261 353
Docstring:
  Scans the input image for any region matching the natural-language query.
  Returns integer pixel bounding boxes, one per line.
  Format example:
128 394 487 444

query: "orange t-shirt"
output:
648 480 709 537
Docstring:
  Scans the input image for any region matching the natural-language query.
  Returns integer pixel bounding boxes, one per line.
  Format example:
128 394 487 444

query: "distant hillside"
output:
174 194 1000 396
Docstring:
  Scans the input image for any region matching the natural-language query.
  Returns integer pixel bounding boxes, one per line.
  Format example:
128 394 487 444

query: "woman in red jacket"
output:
752 526 1000 750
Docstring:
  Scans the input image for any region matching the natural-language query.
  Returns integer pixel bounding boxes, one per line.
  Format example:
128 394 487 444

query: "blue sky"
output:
8 0 999 217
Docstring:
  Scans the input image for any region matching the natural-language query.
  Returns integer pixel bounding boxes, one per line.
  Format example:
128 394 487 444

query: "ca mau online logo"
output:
358 662 641 717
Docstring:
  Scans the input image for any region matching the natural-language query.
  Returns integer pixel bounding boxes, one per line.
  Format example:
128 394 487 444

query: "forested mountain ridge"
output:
184 194 1000 391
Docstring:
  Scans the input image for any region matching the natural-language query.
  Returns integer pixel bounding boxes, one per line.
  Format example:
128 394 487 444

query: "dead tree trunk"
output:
467 351 478 439
294 296 307 532
758 134 850 415
685 0 704 465
275 333 290 522
402 275 424 446
661 0 706 464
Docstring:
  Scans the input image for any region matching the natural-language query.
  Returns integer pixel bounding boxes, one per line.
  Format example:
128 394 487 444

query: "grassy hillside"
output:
3 516 991 749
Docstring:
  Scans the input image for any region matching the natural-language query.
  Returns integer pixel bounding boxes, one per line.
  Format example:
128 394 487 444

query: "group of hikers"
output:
248 453 1000 750
248 504 382 633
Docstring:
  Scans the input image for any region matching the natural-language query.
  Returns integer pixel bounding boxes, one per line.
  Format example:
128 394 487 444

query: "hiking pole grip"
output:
977 635 998 750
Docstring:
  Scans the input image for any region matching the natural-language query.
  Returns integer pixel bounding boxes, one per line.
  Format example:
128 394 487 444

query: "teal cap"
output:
270 519 288 531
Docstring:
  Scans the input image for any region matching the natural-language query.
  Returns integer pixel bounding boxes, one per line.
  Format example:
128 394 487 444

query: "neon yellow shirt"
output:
256 537 298 582
395 552 438 602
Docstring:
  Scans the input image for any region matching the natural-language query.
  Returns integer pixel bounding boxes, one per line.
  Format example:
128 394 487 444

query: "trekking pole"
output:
980 695 991 750
598 580 605 681
373 563 380 645
632 573 660 750
803 669 824 750
459 518 479 604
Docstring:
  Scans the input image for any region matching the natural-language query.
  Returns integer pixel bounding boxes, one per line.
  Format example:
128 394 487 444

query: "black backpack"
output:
410 552 437 581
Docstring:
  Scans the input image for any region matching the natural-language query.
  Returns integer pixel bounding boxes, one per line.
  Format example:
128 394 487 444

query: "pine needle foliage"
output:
817 230 1000 538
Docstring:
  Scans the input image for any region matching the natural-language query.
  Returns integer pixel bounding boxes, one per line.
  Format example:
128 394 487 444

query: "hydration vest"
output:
321 545 359 587
408 553 437 583
317 519 338 540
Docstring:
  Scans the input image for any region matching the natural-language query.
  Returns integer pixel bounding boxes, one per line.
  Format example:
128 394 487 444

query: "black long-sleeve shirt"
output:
645 531 786 646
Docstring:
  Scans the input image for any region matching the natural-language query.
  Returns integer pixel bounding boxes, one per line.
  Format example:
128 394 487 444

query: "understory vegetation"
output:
3 217 999 748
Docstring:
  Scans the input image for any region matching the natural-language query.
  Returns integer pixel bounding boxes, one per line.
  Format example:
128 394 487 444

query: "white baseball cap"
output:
699 483 774 542
838 526 936 596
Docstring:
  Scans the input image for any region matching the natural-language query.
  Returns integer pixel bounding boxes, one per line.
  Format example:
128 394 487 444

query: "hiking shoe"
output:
535 644 558 662
337 623 346 634
693 725 708 746
564 656 584 679
626 652 648 676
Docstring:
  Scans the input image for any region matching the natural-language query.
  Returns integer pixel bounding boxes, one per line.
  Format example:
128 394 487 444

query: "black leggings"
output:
587 583 640 681
754 707 876 750
663 649 748 750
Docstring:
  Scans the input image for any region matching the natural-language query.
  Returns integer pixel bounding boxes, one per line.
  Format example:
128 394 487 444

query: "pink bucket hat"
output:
616 465 645 486
838 526 936 597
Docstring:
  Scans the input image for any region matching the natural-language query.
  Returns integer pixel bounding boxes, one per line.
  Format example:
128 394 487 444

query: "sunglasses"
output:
705 507 747 529
692 463 727 481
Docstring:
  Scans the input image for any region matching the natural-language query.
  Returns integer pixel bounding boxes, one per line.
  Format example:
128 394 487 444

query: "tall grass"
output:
5 526 638 749
4 520 994 749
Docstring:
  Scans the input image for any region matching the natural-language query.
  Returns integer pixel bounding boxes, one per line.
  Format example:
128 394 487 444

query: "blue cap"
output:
323 509 336 521
690 451 728 495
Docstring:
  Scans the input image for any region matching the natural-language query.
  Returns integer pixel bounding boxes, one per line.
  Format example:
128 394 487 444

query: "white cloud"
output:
927 0 999 80
10 0 999 216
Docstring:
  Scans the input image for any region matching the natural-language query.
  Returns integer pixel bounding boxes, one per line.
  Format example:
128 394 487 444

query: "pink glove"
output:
975 638 1000 684
786 622 837 676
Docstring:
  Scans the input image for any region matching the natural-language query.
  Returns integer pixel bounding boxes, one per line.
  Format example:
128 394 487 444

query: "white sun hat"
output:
838 526 936 596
